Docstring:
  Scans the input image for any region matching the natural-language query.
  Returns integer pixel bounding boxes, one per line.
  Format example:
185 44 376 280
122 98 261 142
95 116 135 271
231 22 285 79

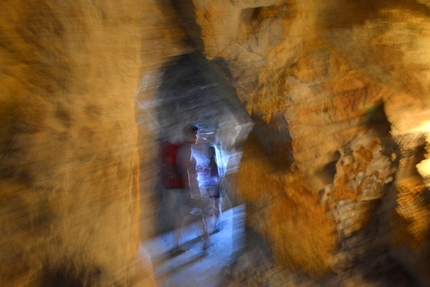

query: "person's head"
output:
183 124 198 144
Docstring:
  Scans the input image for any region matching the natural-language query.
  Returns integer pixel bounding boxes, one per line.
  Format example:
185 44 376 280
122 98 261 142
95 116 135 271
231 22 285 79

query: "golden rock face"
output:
190 0 430 281
238 133 335 275
0 1 154 286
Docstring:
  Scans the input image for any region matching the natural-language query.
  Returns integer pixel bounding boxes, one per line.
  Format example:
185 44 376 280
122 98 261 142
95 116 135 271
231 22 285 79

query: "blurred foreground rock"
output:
0 1 154 286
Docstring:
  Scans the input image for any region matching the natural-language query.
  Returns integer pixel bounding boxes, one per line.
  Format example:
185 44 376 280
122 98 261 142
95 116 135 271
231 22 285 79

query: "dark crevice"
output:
43 267 102 287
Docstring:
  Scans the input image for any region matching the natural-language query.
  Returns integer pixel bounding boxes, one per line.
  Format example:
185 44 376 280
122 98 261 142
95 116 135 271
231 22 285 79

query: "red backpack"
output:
160 142 184 189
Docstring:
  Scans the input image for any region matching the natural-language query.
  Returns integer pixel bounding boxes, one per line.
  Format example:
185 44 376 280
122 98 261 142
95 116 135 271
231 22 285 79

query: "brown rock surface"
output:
186 0 430 283
0 1 154 286
238 134 335 275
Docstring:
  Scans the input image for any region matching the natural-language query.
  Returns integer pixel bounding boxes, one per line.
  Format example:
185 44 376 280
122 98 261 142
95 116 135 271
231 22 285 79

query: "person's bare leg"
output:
212 197 223 231
201 214 210 249
201 197 214 250
173 190 188 251
218 196 223 222
174 216 185 247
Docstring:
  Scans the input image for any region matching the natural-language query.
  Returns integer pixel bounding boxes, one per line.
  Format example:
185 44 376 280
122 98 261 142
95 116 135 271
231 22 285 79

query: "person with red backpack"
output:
160 142 184 190
161 124 223 252
160 124 198 254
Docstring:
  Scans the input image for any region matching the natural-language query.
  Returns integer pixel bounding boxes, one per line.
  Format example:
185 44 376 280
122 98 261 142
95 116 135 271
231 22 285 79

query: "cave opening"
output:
144 51 252 284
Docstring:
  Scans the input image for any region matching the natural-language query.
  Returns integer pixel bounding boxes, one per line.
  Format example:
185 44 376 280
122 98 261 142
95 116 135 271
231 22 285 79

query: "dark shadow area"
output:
154 51 252 226
365 103 401 162
349 200 418 286
250 112 294 172
324 152 341 181
154 52 251 234
43 268 101 287
170 0 205 54
156 52 251 139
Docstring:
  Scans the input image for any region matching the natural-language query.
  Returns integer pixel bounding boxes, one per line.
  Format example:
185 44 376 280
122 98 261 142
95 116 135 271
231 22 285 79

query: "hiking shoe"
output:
210 224 223 235
202 241 213 251
169 245 188 256
215 223 223 232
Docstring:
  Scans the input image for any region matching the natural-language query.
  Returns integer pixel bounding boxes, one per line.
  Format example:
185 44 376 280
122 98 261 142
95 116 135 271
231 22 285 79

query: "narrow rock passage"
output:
144 205 246 287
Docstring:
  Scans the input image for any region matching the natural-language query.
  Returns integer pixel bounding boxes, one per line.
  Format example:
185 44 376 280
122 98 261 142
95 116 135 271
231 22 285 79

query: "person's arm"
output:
187 156 196 189
177 144 195 189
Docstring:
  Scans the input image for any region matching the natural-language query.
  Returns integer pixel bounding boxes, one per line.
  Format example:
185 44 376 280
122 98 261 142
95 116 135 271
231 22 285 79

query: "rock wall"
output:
173 0 430 284
0 1 154 286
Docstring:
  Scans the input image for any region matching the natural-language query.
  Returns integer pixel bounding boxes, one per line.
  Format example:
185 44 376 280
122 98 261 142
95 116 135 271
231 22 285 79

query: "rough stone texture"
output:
0 1 154 286
174 0 430 284
237 134 335 275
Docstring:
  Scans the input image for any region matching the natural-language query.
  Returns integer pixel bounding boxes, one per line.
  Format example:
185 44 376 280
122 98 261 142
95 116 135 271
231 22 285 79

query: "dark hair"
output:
183 124 198 137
